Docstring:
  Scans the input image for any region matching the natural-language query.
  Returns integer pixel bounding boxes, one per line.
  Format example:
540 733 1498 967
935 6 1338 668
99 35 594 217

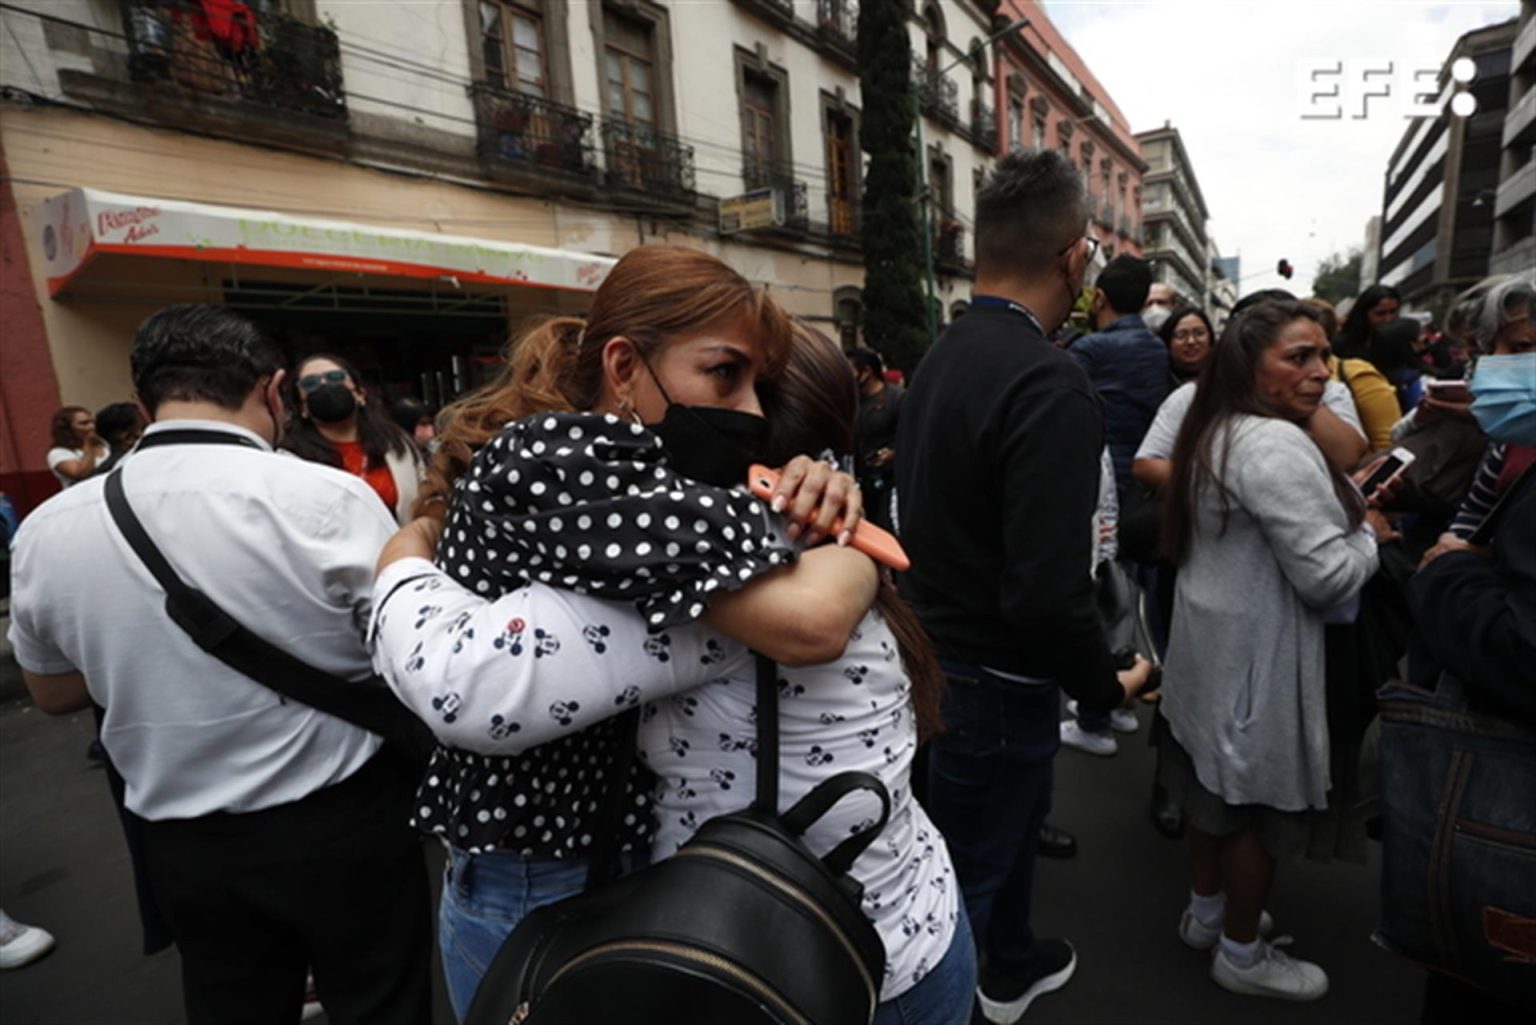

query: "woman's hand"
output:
1416 393 1475 426
1352 454 1407 508
1364 508 1402 543
1419 531 1482 569
376 516 443 575
770 455 863 547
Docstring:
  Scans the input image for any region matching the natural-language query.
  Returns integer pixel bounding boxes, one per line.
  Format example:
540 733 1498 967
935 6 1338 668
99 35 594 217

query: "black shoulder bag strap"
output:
103 454 435 764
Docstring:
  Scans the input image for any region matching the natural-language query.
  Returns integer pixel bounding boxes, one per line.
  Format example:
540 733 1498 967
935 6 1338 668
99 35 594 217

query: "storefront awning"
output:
37 188 615 298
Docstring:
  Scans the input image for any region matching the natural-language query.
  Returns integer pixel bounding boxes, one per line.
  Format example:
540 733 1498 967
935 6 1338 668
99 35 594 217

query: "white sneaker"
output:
1178 907 1276 950
0 910 55 970
1210 941 1329 1001
1063 700 1140 734
1059 719 1117 756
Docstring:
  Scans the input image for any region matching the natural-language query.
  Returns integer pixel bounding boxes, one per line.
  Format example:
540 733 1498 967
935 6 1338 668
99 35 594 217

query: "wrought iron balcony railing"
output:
601 119 696 199
744 165 810 229
912 56 960 127
119 0 345 120
471 85 596 179
970 98 998 151
934 217 967 269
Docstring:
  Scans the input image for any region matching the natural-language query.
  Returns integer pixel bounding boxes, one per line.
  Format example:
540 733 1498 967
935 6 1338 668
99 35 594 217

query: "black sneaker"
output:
977 939 1077 1023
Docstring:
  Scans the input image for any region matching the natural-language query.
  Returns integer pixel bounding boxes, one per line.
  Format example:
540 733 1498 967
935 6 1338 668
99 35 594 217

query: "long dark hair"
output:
49 406 90 449
1368 317 1423 378
1158 305 1216 380
1161 301 1366 564
280 352 412 471
760 323 945 741
1335 283 1400 359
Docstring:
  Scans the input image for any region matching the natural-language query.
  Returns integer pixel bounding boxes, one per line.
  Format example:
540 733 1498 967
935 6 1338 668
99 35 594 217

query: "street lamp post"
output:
914 16 1029 346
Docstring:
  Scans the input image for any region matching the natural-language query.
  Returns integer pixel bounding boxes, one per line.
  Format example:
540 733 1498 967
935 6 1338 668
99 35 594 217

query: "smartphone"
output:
1425 378 1471 403
747 464 912 572
1359 447 1417 500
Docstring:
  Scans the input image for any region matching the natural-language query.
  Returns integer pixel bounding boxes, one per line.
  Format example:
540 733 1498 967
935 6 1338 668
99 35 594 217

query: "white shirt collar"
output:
142 418 274 452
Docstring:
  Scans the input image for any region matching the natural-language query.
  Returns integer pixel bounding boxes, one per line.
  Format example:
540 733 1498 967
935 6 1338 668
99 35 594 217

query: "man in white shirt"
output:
8 305 431 1025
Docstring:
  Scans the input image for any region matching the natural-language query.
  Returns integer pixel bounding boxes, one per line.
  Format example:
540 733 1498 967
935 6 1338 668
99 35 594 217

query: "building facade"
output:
1133 122 1209 306
993 0 1145 269
1491 0 1535 275
1378 18 1518 310
0 0 1007 510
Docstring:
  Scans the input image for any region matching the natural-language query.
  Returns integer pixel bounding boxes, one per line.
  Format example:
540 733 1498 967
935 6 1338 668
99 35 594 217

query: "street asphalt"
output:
0 688 1425 1024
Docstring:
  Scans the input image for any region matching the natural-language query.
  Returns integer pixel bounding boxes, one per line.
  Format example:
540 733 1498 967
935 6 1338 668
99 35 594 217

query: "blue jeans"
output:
873 905 978 1025
438 846 648 1022
926 662 1059 973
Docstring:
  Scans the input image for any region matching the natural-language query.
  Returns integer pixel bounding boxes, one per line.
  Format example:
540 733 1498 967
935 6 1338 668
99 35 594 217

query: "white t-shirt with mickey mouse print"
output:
640 608 960 1003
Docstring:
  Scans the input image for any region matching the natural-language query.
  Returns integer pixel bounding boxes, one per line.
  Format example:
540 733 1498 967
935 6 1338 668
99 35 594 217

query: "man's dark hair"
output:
94 402 143 449
1096 255 1152 315
974 150 1090 277
846 347 884 377
1230 288 1297 318
130 304 283 414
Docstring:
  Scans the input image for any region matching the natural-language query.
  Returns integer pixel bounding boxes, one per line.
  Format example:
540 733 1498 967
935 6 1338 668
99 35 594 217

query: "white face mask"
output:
1142 305 1172 332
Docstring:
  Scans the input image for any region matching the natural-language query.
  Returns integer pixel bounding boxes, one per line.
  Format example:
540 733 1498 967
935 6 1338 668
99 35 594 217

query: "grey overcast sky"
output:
1045 0 1519 301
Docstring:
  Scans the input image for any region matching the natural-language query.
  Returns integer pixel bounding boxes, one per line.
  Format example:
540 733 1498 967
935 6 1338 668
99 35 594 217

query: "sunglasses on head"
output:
298 369 349 393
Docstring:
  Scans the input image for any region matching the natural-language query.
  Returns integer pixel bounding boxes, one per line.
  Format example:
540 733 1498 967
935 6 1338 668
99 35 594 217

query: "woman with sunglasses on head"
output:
367 246 877 1020
281 354 423 524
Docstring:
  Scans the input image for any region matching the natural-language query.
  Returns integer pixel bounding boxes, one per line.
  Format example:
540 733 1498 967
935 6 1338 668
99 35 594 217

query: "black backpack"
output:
465 655 891 1025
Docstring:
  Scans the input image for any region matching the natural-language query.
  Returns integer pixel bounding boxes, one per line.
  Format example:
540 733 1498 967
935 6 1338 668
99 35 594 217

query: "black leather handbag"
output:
1093 558 1161 675
465 655 892 1025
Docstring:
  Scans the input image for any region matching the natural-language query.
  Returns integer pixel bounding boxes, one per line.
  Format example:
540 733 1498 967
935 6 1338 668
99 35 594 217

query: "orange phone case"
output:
747 464 911 572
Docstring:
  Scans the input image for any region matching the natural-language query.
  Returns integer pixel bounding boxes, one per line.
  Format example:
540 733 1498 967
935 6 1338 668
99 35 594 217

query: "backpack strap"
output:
753 652 780 814
103 467 435 762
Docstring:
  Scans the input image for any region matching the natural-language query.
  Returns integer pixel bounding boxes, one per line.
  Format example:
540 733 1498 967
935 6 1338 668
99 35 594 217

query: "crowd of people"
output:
2 145 1532 1025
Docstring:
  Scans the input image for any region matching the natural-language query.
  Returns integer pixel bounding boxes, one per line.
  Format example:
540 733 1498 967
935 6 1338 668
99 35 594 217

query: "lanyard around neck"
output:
969 295 1045 336
136 428 266 453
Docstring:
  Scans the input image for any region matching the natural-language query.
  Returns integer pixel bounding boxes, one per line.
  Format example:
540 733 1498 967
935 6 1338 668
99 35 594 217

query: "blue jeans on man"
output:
925 662 1059 974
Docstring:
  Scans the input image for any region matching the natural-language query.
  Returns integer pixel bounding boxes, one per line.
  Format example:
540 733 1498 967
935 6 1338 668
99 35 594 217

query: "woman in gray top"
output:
1158 300 1379 1003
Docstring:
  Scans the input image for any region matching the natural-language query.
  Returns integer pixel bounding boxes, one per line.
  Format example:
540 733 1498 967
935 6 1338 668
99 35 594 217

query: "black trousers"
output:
140 751 433 1025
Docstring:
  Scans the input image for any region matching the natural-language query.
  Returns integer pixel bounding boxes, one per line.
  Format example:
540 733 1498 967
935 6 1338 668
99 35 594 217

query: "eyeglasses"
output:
1058 235 1100 264
298 369 349 393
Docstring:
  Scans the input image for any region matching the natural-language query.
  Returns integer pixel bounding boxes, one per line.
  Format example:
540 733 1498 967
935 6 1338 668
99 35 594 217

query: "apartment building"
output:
0 0 1004 508
1134 121 1209 304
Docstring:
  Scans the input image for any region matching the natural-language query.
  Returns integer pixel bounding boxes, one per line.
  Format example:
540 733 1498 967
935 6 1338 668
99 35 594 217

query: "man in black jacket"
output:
895 150 1150 1024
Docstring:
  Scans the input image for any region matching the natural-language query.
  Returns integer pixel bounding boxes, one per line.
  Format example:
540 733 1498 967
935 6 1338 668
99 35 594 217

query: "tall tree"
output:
857 0 927 371
1311 248 1363 306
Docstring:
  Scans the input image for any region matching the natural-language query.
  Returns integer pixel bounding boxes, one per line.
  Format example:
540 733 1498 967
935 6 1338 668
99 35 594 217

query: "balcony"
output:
601 119 696 202
816 0 857 58
970 97 998 152
1504 82 1536 149
1513 11 1535 76
743 165 811 231
1496 157 1535 218
1096 201 1115 227
934 217 968 272
1118 215 1133 237
912 56 960 129
735 0 795 30
471 85 597 183
117 0 344 121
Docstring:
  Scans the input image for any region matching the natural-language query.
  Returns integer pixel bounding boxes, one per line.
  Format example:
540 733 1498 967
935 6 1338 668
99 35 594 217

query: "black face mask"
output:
306 383 357 424
641 360 767 488
650 403 768 489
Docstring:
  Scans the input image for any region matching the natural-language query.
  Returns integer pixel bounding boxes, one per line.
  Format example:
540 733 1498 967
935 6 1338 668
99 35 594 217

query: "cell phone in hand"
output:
1425 378 1471 403
747 464 911 571
1359 447 1417 500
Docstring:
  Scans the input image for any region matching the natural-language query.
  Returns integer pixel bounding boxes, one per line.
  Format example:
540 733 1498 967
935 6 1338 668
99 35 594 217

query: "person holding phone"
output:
373 322 974 1023
368 246 877 1019
1158 300 1379 1001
